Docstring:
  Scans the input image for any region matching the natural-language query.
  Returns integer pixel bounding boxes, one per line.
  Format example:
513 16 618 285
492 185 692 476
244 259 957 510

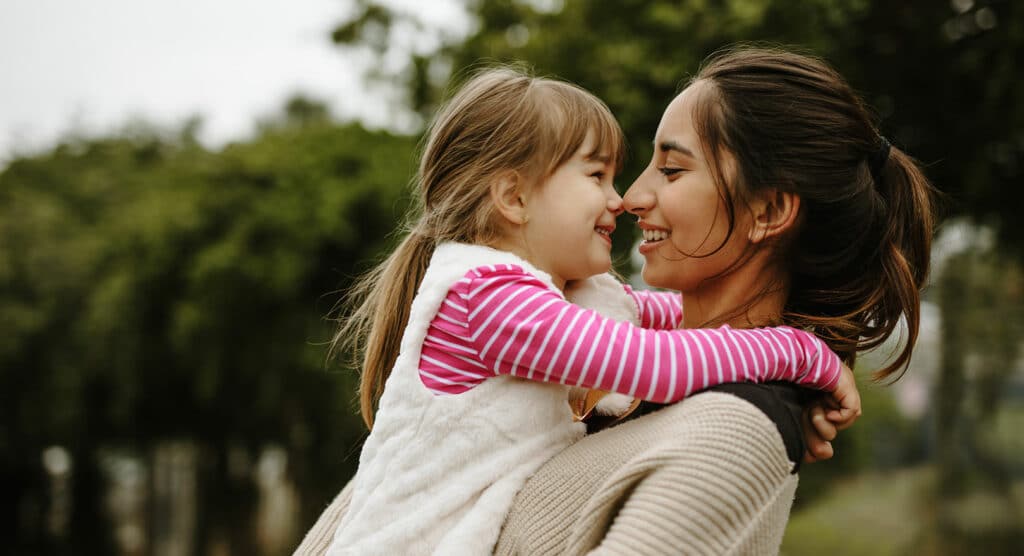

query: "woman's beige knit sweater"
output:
297 388 797 555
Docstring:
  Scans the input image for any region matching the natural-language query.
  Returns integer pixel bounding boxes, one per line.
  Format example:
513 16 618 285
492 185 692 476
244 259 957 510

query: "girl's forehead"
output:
575 130 598 153
576 132 614 163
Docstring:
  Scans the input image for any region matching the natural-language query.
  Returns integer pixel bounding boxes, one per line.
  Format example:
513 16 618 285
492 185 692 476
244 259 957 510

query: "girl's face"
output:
521 134 623 289
623 82 753 293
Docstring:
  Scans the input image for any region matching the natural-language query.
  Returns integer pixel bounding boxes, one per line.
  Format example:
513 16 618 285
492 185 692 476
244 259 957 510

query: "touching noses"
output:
623 173 654 216
606 185 625 216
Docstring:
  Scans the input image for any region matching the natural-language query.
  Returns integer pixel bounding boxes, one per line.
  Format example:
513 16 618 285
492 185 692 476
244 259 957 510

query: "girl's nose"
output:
607 189 624 216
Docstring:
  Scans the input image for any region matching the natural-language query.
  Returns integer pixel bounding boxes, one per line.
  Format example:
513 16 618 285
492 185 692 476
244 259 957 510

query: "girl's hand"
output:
826 363 861 430
803 402 835 462
802 364 861 463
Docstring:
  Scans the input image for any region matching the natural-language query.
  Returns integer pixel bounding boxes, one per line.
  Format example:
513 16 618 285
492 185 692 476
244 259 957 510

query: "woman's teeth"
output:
642 229 670 242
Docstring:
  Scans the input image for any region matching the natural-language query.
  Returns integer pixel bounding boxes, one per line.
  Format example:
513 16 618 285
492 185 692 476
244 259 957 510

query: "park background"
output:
2 0 1023 554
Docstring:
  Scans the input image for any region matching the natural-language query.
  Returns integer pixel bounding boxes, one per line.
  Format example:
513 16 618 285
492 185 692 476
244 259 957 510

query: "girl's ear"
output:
490 171 530 226
748 188 800 243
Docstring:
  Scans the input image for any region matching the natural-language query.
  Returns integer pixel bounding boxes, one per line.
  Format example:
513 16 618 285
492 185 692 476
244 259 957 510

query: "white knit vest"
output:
327 243 639 555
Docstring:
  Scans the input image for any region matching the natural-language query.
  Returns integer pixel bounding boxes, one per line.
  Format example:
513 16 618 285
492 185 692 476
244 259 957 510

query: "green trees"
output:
335 0 1024 252
1 102 416 552
5 0 1023 553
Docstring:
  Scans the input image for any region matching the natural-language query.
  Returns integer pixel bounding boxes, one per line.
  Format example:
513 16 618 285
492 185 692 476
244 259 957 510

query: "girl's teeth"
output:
643 229 670 242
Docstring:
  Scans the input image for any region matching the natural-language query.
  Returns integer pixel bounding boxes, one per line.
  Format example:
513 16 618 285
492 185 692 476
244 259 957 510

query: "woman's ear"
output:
748 188 800 243
490 171 530 226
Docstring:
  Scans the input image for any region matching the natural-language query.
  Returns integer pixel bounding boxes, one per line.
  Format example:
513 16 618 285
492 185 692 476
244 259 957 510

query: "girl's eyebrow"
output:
585 153 611 163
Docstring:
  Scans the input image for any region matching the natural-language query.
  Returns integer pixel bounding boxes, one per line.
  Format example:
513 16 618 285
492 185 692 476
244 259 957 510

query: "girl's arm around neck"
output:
622 285 683 330
463 266 841 403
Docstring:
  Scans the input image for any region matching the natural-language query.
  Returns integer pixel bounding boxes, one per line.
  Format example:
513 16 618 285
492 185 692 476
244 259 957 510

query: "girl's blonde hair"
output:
333 67 624 428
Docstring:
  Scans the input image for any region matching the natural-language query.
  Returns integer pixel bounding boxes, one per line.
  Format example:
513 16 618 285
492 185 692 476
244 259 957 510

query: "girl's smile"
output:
516 132 623 289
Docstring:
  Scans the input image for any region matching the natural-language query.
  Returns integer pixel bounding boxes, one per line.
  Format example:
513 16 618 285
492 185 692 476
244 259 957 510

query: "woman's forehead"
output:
656 87 699 139
655 95 701 156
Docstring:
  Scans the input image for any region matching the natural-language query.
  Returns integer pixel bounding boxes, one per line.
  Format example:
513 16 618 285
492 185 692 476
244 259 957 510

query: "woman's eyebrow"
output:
656 139 697 159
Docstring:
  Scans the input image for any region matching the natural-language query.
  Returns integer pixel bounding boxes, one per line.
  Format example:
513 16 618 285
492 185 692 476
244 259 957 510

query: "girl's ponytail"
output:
332 226 435 429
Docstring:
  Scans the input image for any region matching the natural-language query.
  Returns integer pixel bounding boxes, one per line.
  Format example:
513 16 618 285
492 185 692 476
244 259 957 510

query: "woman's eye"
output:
658 166 684 177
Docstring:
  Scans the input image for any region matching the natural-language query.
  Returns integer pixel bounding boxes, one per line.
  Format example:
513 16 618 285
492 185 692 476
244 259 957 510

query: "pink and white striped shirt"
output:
419 264 842 401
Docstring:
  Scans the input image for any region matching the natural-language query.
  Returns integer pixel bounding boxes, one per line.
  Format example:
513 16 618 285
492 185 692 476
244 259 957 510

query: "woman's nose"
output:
623 173 654 215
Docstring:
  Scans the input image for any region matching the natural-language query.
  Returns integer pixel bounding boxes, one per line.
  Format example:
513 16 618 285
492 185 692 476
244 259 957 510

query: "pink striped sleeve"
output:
624 286 683 330
465 266 842 402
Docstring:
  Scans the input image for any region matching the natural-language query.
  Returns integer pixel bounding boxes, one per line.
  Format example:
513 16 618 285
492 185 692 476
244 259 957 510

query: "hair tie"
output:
868 136 891 181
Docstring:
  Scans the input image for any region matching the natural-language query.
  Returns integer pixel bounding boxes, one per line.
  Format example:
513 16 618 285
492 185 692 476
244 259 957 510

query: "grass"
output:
782 465 1024 555
781 467 933 556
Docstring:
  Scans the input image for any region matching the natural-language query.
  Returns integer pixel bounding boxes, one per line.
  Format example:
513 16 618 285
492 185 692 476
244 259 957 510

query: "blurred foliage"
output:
785 465 1024 556
783 467 935 556
1 99 417 553
4 0 1024 553
336 0 1024 257
795 378 926 506
929 237 1024 550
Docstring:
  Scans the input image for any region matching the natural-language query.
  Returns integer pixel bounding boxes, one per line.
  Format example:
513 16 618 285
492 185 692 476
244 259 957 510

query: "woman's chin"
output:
640 265 669 289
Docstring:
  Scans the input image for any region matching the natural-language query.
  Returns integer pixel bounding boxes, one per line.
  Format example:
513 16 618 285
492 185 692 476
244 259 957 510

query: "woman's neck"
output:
681 262 788 330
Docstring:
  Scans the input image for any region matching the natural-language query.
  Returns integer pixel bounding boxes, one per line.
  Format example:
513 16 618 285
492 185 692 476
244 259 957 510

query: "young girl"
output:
325 68 855 555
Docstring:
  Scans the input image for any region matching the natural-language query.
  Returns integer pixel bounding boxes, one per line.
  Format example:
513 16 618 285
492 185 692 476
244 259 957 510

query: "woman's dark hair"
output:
690 46 935 380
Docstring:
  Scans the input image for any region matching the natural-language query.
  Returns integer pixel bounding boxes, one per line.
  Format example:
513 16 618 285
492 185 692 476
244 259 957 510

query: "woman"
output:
297 46 933 555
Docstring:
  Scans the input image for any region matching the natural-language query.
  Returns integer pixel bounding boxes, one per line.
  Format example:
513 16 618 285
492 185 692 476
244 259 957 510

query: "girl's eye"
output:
591 171 605 181
658 167 684 177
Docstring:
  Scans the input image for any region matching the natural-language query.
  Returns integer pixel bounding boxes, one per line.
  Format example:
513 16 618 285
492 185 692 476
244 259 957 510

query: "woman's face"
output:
623 81 753 293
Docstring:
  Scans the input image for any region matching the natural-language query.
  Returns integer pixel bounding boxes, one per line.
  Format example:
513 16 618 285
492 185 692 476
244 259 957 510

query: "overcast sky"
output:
0 0 466 160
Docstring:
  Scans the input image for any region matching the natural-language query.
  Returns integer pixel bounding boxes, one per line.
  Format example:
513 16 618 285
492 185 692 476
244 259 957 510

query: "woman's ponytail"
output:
694 47 937 381
866 146 936 380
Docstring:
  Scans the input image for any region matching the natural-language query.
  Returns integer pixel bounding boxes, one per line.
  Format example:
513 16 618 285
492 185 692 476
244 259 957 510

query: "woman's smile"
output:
637 221 671 253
